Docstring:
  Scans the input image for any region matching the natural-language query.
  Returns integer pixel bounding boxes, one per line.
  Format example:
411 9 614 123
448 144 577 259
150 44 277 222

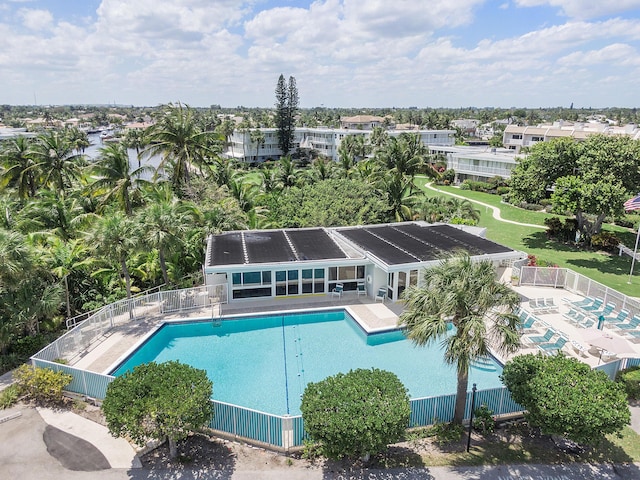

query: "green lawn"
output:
414 176 640 297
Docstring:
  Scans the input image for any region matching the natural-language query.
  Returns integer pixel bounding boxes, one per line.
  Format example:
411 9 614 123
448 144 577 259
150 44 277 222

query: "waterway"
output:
84 133 161 181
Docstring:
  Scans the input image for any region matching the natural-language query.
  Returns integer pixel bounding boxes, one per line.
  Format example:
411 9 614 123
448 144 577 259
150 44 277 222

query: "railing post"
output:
82 370 88 396
282 416 293 451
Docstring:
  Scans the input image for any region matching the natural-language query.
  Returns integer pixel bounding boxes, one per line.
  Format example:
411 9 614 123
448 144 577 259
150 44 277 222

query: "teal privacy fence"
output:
30 355 640 451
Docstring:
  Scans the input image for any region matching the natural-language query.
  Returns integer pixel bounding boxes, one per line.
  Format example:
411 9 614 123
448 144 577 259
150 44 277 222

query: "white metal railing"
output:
35 284 227 364
518 266 640 319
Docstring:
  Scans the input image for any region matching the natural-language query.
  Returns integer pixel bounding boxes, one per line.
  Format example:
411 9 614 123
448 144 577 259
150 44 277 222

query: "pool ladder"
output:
211 302 222 327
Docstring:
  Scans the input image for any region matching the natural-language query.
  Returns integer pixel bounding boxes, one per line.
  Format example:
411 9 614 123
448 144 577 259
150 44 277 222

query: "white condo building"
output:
503 121 640 153
223 127 456 163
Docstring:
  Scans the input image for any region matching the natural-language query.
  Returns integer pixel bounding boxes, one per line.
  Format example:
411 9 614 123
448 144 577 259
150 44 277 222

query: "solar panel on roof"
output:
210 233 245 266
393 223 482 255
364 225 441 261
286 229 347 261
430 224 511 254
339 228 418 265
244 231 297 263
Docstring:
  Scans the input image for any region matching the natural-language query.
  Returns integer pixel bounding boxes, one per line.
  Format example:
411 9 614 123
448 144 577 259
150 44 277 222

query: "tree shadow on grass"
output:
447 424 640 480
128 433 236 480
521 231 631 276
321 446 433 479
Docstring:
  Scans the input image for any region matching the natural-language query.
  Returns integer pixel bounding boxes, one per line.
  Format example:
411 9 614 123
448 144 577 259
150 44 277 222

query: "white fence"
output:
34 284 227 363
518 266 640 319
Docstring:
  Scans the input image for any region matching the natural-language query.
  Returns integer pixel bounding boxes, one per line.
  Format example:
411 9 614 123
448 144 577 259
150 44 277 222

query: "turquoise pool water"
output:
111 309 504 416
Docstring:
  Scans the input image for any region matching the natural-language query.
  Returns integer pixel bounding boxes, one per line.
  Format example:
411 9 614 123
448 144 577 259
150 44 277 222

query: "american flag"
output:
624 194 640 211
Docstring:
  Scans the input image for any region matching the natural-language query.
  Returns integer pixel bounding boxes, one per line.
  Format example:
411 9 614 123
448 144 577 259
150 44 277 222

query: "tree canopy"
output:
399 253 521 424
501 353 630 445
300 368 410 461
102 361 214 459
508 135 640 239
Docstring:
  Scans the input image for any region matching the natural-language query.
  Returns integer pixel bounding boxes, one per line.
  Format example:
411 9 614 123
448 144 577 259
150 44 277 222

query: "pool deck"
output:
65 282 640 376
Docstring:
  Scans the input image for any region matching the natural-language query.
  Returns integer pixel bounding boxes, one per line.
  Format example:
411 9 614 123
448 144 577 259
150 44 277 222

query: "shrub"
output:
616 366 640 400
13 364 72 405
496 186 510 195
590 231 620 251
0 384 20 409
519 202 544 211
614 218 635 229
544 217 563 237
301 368 410 461
459 182 470 190
439 169 456 185
472 404 496 435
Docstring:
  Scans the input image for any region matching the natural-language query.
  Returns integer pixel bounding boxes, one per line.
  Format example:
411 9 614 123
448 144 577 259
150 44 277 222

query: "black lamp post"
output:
466 383 477 453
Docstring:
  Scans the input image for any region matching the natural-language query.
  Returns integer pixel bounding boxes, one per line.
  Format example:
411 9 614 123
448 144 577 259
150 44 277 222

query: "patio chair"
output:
622 329 640 342
570 296 594 308
602 309 629 327
613 315 640 330
563 308 585 324
570 340 589 357
356 282 366 296
579 297 603 313
590 302 616 319
538 337 567 355
543 298 559 312
331 283 343 298
375 287 387 303
575 316 595 329
526 328 556 345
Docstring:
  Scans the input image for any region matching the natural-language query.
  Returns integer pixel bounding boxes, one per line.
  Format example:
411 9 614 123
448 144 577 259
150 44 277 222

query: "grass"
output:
377 423 640 468
414 176 640 297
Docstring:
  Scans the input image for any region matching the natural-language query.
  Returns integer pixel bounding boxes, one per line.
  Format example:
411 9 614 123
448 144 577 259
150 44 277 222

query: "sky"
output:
1 0 639 108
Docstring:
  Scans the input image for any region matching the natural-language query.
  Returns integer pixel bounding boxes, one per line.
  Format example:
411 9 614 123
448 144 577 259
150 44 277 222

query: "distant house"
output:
340 115 385 129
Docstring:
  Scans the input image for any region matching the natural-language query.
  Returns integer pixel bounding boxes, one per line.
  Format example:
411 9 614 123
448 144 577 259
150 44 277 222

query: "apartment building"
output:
224 127 455 163
429 145 519 182
503 121 640 153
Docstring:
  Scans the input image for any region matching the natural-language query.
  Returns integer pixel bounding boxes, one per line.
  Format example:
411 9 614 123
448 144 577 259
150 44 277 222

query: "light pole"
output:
628 220 640 284
466 383 477 453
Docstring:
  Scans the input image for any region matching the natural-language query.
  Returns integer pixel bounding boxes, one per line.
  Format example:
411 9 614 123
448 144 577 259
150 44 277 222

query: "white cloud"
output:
18 8 53 30
558 43 640 67
514 0 640 20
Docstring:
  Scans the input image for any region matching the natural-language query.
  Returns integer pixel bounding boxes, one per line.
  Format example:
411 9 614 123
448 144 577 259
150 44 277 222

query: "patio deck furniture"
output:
526 328 556 345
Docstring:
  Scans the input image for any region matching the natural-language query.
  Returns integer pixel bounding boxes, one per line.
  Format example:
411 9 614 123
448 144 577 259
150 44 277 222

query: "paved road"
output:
3 404 640 480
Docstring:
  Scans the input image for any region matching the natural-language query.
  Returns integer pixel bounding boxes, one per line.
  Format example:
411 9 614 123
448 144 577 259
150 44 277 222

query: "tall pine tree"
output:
275 74 298 156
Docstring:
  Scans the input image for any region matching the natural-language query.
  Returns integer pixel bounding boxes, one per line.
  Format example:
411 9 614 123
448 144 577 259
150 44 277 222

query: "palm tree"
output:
41 238 90 318
399 253 521 424
30 130 86 195
90 142 152 215
122 128 146 168
250 129 265 163
137 186 196 285
377 171 419 222
143 103 212 191
0 135 39 198
92 212 138 299
278 156 299 188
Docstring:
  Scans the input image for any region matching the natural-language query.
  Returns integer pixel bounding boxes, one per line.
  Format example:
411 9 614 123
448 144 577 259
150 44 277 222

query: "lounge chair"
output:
612 315 640 331
590 302 616 319
543 298 559 312
526 328 556 345
331 283 343 298
575 316 595 329
375 287 387 303
519 314 542 334
602 309 629 327
356 281 366 296
579 297 603 313
623 330 640 342
538 337 567 355
563 309 585 324
570 296 594 308
528 298 548 313
570 340 588 357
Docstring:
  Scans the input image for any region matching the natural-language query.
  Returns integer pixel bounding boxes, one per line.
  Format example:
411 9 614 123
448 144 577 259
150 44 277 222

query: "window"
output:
531 136 543 142
511 134 522 140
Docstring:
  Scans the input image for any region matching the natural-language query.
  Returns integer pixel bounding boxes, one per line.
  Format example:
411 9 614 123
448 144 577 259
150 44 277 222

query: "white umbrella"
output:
581 329 635 361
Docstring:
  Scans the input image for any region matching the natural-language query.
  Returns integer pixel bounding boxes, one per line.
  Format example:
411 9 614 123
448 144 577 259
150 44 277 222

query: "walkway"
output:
2 404 640 479
425 183 546 229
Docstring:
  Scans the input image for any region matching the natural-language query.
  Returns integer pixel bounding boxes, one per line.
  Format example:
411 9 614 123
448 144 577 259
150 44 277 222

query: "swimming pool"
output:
111 309 504 416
